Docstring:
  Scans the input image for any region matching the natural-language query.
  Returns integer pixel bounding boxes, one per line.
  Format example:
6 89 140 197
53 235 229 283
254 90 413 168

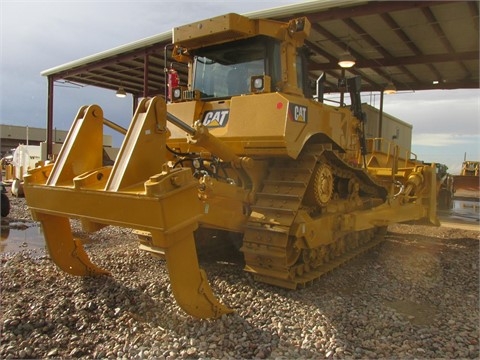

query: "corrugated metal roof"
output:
41 0 358 77
41 30 172 77
42 0 479 97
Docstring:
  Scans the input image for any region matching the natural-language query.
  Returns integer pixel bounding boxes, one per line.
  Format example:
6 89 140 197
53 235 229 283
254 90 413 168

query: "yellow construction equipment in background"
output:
24 13 438 318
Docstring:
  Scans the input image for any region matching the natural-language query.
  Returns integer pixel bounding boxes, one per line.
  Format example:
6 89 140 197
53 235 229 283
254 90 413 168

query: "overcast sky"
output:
1 0 478 174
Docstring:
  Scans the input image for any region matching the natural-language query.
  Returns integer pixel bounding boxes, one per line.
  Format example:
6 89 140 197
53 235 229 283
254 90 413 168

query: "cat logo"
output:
202 110 230 127
288 103 308 123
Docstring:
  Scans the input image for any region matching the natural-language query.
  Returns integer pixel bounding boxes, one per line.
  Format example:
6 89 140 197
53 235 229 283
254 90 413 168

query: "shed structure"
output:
40 0 479 156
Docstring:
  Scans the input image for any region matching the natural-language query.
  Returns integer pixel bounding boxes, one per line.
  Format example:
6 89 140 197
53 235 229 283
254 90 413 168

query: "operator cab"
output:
191 36 278 99
170 35 308 101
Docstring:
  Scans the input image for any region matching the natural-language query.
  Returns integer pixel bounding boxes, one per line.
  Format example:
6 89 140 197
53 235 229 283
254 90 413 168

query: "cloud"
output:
411 133 479 174
1 0 478 173
0 0 307 127
412 133 480 147
382 89 480 134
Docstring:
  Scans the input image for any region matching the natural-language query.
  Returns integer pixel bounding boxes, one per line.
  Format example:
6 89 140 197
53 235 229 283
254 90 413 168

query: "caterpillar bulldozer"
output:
23 13 438 319
453 158 480 200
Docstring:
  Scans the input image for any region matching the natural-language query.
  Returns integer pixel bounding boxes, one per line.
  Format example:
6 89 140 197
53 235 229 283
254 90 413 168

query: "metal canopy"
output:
42 1 479 155
42 0 479 98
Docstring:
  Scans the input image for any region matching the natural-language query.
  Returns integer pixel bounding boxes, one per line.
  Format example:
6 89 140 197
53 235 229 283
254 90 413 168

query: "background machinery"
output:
24 14 438 319
453 157 480 201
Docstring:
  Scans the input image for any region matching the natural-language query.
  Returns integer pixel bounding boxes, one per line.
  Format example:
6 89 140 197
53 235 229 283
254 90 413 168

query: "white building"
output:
0 124 113 158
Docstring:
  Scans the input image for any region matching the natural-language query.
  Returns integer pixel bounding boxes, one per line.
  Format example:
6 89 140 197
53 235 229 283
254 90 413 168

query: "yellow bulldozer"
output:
453 159 480 200
23 14 438 319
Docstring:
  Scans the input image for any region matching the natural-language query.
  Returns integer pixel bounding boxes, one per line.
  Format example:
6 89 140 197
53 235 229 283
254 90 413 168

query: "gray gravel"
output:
1 195 479 359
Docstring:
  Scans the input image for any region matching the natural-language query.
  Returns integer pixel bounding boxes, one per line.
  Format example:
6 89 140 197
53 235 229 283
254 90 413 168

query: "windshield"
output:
192 37 276 99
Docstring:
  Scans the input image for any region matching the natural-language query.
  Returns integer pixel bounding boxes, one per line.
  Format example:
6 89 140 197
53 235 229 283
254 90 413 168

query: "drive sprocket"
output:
305 162 333 208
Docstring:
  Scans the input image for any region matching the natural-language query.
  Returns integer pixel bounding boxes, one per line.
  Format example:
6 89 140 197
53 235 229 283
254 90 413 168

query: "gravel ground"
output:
1 194 479 359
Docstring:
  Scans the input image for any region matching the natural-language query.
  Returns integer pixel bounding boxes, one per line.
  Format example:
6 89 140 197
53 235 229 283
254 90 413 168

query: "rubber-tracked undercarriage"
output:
24 13 438 318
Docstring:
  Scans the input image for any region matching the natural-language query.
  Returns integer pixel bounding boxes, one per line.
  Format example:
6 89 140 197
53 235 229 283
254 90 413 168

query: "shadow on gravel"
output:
386 230 479 250
204 229 479 359
77 261 287 359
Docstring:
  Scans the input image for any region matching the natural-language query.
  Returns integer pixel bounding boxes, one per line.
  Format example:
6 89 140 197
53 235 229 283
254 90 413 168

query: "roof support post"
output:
143 53 149 98
133 96 139 114
46 76 54 158
340 69 345 106
378 90 384 151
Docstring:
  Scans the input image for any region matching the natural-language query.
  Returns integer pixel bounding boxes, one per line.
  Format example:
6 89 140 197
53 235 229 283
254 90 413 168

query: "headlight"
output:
253 77 264 89
173 88 182 101
250 75 271 94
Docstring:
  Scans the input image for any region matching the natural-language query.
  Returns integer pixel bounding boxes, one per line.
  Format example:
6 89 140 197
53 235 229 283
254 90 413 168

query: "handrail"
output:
360 137 418 168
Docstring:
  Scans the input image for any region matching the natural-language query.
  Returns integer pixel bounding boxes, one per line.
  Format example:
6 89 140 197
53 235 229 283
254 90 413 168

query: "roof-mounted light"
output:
116 86 126 98
384 82 397 95
338 51 356 68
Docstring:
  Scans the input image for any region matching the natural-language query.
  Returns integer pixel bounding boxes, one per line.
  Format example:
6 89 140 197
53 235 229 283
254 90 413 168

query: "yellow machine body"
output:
24 13 438 318
24 98 232 319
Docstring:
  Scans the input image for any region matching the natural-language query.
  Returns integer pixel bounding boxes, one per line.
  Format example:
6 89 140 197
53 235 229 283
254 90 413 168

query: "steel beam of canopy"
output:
46 76 54 158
